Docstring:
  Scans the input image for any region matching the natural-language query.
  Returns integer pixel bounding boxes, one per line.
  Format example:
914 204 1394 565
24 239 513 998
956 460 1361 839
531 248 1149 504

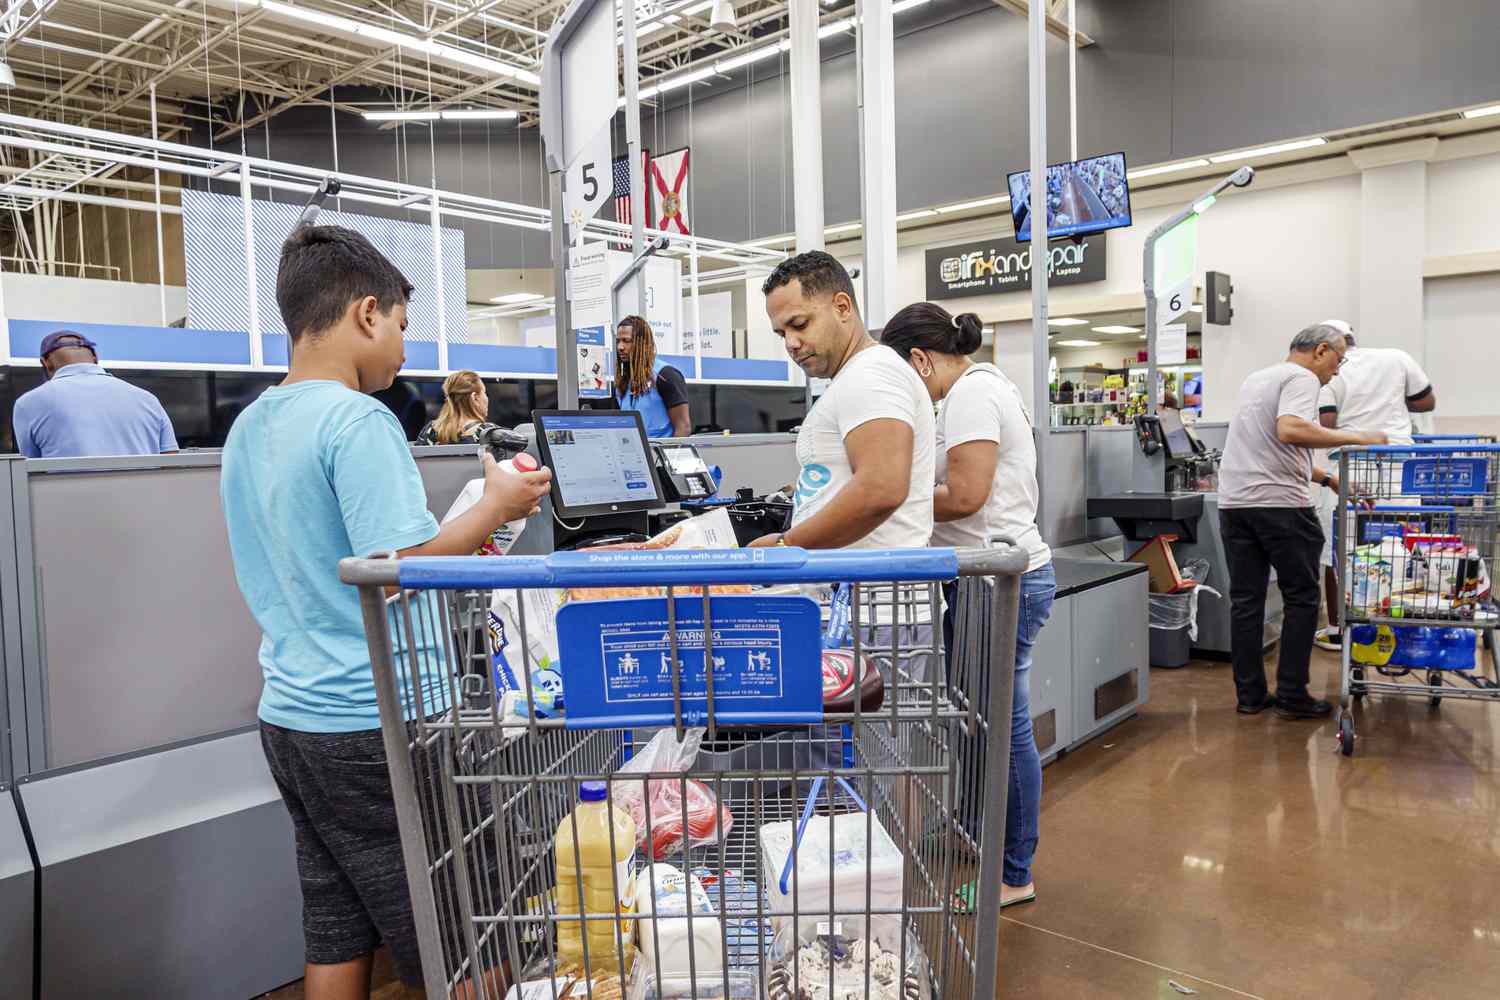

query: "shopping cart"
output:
1335 444 1500 756
340 544 1027 999
1413 434 1498 445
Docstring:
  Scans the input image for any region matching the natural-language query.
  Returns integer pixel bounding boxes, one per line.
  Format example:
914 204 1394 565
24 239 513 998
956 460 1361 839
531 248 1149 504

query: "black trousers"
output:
1219 506 1324 705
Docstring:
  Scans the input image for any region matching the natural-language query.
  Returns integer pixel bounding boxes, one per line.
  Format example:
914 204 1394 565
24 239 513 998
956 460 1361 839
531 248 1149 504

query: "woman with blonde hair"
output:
615 315 692 438
416 370 498 445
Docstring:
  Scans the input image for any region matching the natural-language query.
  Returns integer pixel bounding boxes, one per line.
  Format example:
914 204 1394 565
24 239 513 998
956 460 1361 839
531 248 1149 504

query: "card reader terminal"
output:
652 442 716 501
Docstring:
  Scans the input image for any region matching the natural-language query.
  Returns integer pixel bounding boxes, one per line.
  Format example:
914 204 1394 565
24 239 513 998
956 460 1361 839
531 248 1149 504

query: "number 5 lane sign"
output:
565 123 612 239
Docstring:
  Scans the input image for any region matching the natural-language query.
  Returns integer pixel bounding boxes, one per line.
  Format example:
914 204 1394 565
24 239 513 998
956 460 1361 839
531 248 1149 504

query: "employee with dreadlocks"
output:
615 315 692 438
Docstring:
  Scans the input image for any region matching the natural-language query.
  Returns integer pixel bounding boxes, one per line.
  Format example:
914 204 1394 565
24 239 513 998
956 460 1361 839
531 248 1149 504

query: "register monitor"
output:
532 410 665 519
1157 407 1202 458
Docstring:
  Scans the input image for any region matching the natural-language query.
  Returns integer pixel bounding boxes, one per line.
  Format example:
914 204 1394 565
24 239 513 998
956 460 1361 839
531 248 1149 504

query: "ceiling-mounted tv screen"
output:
1008 151 1132 242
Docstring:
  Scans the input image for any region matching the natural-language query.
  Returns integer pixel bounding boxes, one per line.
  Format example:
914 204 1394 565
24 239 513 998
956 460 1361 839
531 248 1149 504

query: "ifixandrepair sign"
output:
925 233 1107 300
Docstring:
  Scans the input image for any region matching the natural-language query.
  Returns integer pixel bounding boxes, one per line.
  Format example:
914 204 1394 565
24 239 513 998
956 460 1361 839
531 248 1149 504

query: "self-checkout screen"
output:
538 413 661 510
1157 407 1194 458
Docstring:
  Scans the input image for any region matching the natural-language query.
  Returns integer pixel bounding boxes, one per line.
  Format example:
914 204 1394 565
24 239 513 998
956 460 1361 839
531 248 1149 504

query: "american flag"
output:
611 150 650 250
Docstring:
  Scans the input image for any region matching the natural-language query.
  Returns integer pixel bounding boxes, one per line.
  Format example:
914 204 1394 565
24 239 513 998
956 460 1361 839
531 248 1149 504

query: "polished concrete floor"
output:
263 648 1500 1000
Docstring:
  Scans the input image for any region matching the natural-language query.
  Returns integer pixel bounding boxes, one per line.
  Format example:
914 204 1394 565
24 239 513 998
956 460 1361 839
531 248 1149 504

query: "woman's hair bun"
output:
954 313 983 355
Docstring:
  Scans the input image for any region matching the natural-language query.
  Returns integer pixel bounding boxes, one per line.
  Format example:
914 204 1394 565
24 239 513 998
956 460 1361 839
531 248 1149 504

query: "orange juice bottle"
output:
554 781 637 976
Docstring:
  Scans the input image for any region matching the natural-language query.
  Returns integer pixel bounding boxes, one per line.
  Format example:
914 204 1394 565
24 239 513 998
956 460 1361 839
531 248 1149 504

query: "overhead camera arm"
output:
296 176 342 228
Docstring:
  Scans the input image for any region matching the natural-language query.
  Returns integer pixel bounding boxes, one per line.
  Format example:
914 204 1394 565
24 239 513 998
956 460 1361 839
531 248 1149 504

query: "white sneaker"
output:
1314 627 1342 652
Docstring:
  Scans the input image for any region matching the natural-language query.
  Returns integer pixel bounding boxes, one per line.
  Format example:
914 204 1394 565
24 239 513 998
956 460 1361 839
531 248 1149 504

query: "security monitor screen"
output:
661 446 710 477
537 412 660 511
1157 406 1193 458
1008 152 1132 241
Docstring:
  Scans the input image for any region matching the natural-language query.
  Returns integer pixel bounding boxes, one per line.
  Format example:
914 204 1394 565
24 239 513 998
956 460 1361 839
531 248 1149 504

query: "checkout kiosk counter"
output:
1086 409 1283 658
0 408 1155 997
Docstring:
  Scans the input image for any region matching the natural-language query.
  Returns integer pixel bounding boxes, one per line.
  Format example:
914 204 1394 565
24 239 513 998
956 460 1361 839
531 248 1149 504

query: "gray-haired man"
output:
1218 324 1387 719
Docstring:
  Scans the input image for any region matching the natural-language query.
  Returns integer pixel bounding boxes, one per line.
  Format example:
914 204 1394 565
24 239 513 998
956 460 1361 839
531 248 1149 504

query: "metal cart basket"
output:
1335 444 1500 756
341 544 1027 999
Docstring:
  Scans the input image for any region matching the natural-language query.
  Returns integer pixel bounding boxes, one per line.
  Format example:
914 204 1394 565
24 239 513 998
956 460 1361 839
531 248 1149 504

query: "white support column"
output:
1349 138 1437 356
0 246 10 362
240 166 263 367
789 0 825 252
1027 0 1049 530
623 0 646 308
690 236 702 377
857 0 897 327
150 83 168 326
430 192 448 372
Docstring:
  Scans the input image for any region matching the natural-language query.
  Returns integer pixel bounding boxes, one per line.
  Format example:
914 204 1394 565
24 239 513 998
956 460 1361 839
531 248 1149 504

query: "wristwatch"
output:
1319 473 1333 488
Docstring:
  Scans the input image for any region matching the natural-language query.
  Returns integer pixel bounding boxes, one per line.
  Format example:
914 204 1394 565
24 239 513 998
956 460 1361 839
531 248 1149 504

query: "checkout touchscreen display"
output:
1158 408 1194 457
540 414 660 509
661 446 710 476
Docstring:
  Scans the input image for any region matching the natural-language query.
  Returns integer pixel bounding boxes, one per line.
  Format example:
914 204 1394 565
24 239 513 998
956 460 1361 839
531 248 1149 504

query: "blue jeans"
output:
944 562 1056 887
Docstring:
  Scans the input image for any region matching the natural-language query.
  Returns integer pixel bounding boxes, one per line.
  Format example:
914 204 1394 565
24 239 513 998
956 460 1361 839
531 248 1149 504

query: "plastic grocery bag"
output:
766 920 931 1000
489 587 568 717
1147 559 1219 642
613 729 733 860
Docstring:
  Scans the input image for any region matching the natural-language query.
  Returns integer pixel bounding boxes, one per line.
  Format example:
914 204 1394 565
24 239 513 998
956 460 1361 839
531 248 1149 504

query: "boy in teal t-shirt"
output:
221 225 549 996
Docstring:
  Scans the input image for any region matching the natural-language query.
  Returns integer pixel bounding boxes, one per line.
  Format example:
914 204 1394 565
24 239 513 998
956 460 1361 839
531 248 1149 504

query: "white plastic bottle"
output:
440 451 542 556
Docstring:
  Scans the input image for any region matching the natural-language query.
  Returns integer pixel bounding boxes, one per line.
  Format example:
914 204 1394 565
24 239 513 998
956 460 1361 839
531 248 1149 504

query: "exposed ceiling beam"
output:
0 0 63 54
992 0 1094 47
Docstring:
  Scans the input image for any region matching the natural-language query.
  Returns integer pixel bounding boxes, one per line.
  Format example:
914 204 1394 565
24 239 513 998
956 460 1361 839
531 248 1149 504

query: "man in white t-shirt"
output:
748 251 934 551
1218 323 1385 719
1312 320 1436 649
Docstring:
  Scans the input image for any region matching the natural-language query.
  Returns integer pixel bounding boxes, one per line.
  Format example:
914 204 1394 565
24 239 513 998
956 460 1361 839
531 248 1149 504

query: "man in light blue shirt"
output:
12 330 178 458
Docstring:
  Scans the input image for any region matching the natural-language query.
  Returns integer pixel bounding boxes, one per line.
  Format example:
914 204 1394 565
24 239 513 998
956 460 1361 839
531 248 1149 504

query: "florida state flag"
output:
649 146 690 235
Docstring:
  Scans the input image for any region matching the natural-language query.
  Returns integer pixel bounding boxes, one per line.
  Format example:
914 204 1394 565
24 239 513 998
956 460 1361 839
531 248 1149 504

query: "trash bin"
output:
1147 559 1219 668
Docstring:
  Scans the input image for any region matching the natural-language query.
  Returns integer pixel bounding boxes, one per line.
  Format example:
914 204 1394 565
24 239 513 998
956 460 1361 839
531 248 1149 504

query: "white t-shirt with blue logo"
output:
791 344 935 549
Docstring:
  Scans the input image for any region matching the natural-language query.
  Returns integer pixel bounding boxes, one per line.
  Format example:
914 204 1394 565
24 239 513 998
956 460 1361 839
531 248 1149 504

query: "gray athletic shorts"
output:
260 721 505 985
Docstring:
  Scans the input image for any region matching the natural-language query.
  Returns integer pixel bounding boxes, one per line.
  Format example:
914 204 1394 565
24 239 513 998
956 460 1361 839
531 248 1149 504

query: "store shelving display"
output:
1050 360 1204 427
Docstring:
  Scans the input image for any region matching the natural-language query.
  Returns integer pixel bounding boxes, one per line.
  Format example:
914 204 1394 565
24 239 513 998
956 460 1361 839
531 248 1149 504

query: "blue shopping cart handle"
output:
1344 504 1457 514
1343 444 1500 455
395 546 961 590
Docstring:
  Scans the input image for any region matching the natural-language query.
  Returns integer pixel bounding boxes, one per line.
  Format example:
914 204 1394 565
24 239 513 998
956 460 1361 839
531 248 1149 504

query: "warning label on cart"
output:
556 595 823 729
1402 457 1489 496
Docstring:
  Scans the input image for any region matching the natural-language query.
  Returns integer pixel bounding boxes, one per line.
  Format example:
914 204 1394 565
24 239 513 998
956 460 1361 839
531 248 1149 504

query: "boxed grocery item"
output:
635 863 723 978
627 966 759 1000
758 810 904 943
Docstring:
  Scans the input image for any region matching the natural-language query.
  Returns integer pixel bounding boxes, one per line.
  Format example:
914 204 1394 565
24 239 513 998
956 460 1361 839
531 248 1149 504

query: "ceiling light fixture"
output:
936 194 1010 214
0 61 14 89
363 110 440 121
891 0 932 12
1207 137 1326 164
1047 317 1089 326
1092 325 1140 334
441 109 519 120
1056 339 1102 348
491 291 544 304
260 0 347 32
709 0 737 32
251 1 539 84
655 66 715 93
818 17 853 38
1462 103 1500 119
1127 158 1211 180
716 44 784 72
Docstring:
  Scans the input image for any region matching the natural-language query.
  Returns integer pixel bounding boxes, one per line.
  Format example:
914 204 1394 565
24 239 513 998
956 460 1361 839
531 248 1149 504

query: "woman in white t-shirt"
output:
882 303 1056 912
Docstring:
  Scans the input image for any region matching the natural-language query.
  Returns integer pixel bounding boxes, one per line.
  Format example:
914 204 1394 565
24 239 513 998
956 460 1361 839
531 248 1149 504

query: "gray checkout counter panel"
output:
0 433 799 999
1030 558 1150 765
